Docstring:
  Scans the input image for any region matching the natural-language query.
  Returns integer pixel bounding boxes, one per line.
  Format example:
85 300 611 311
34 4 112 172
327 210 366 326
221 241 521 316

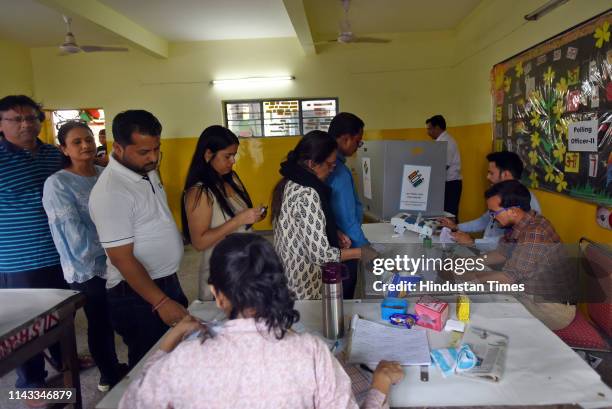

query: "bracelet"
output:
152 296 169 313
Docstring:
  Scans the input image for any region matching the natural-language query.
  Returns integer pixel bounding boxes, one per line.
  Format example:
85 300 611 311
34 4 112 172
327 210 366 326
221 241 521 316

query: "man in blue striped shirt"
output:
0 95 66 390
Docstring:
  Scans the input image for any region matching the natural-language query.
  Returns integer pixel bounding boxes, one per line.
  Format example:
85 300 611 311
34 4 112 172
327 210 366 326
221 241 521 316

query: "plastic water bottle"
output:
321 262 347 339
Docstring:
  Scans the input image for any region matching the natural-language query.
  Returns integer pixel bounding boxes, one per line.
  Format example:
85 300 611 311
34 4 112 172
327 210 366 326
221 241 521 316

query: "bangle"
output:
152 296 169 312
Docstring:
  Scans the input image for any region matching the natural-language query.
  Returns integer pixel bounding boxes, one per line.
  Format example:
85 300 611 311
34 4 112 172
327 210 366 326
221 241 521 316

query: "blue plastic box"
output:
381 298 408 320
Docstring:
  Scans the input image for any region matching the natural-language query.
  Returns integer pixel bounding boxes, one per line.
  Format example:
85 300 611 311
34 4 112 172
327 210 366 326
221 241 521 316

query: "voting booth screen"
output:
354 140 446 220
491 10 612 206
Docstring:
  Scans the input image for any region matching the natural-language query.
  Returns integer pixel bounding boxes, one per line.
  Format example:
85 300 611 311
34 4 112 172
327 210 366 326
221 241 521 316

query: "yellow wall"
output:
25 0 612 243
0 38 33 96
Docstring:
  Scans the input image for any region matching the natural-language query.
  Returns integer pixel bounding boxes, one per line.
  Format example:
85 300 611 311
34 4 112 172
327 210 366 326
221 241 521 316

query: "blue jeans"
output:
0 265 68 388
70 276 122 384
106 273 188 368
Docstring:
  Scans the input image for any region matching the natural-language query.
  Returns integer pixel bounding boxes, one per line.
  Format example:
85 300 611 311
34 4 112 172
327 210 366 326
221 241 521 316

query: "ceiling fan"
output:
318 0 390 45
59 15 129 55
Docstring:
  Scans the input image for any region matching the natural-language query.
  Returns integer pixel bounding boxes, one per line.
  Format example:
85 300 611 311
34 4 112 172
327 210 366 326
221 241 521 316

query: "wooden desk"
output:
0 289 85 409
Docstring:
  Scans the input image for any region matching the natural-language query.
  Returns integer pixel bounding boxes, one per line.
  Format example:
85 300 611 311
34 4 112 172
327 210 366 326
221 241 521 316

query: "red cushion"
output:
588 303 612 338
553 310 610 350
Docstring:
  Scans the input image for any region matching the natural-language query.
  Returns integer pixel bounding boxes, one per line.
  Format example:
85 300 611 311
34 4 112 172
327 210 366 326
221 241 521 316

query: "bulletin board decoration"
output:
491 11 612 206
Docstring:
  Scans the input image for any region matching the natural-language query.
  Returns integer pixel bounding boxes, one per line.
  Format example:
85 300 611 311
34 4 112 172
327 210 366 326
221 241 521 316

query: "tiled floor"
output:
1 240 610 408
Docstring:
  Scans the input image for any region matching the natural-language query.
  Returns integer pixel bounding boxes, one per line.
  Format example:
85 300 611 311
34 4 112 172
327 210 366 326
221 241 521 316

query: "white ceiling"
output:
0 0 125 47
99 0 297 41
0 0 483 47
306 0 482 40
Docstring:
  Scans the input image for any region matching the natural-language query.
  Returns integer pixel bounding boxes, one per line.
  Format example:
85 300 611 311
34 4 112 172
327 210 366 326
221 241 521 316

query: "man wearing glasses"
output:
455 180 576 331
327 112 368 299
439 151 541 252
0 95 66 392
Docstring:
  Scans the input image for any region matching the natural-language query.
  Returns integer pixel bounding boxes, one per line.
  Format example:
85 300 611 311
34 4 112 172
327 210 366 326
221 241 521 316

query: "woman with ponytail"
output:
119 233 403 409
271 130 362 300
182 125 265 300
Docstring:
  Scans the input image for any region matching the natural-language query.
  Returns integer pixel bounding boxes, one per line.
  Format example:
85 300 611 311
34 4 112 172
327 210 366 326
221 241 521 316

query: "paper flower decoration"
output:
543 66 556 84
594 21 610 49
530 112 541 128
531 131 541 148
504 76 512 93
555 77 568 94
528 150 539 165
555 172 568 192
515 61 524 78
529 171 539 189
553 99 565 120
544 165 555 182
494 69 505 90
555 120 568 139
553 142 566 162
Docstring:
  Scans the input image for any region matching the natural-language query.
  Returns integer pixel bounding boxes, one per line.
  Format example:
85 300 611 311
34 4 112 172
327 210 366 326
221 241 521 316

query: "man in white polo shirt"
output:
89 110 188 368
426 114 462 220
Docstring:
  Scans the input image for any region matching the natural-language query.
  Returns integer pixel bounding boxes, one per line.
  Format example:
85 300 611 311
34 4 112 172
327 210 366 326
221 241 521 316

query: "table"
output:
361 223 483 298
97 295 612 408
0 289 85 408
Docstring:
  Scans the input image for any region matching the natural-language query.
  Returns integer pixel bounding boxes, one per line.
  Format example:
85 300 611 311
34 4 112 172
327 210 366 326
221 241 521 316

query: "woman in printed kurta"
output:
272 131 362 299
119 233 403 409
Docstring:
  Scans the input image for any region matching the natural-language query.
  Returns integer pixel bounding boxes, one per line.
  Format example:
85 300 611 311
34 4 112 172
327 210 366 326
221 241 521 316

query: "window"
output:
224 98 338 137
50 109 106 145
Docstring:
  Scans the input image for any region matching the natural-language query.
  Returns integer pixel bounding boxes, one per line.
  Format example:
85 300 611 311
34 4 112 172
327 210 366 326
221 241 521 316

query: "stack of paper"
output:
347 315 431 366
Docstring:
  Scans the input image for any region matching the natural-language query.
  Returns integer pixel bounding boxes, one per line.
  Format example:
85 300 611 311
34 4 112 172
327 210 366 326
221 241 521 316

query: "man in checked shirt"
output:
451 180 576 331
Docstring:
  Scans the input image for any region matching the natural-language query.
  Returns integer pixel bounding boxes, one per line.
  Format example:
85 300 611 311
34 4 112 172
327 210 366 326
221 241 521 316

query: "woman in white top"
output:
272 131 362 300
182 125 265 300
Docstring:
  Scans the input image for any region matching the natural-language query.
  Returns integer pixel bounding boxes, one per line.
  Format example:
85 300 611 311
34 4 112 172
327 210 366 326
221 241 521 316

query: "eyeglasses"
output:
1 115 40 124
489 206 519 218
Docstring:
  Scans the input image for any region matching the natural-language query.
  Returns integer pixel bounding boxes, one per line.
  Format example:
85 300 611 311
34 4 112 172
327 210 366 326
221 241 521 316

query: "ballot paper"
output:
348 315 431 366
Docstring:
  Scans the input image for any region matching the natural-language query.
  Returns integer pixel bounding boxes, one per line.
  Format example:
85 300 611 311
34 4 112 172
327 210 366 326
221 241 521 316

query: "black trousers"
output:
444 180 463 221
106 273 188 368
0 265 68 388
69 276 121 384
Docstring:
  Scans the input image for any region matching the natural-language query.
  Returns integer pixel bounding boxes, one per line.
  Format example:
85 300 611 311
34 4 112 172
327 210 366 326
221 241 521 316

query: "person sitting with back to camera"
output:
119 233 403 409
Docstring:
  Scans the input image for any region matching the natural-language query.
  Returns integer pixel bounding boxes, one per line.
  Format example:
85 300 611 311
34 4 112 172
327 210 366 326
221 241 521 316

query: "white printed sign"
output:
399 165 431 211
568 120 598 152
361 157 372 200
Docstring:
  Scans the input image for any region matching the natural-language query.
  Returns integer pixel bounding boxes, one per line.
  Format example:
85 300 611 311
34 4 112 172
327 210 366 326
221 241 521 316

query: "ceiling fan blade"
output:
81 45 129 52
351 37 391 44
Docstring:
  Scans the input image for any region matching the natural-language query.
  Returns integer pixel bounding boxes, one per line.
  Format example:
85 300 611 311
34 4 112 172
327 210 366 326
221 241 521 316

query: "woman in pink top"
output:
119 233 403 409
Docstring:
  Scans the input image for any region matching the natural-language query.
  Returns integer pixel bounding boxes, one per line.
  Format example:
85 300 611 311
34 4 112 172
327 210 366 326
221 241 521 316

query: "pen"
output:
359 364 374 374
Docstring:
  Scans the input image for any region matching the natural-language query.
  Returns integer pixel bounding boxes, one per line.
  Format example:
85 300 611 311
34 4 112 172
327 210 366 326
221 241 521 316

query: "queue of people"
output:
0 93 575 408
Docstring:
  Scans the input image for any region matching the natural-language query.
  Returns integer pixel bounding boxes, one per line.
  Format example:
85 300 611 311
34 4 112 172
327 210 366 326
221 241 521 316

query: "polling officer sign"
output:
568 120 598 152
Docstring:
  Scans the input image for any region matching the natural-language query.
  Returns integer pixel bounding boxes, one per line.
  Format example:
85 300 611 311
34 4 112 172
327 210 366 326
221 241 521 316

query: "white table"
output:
361 223 482 298
97 295 612 408
0 289 85 408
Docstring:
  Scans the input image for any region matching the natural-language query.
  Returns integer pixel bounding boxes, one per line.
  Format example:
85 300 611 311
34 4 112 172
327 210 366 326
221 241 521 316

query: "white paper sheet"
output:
348 315 431 366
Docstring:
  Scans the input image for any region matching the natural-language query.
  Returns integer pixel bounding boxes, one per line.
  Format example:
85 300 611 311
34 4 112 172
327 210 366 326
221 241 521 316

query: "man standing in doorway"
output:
426 115 462 220
327 112 368 299
89 110 188 368
0 95 66 392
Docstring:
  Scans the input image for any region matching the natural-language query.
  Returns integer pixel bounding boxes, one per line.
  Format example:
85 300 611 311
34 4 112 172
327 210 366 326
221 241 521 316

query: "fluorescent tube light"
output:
210 76 295 85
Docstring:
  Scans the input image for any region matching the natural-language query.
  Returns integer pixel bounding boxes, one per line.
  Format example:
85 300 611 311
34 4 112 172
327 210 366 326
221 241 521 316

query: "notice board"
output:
491 11 612 205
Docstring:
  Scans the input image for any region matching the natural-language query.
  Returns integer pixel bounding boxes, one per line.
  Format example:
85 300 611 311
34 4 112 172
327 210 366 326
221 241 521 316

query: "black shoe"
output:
98 363 130 393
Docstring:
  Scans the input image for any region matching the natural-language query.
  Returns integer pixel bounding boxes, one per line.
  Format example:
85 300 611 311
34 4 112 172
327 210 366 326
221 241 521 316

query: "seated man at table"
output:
452 180 576 331
440 151 541 252
119 233 404 409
